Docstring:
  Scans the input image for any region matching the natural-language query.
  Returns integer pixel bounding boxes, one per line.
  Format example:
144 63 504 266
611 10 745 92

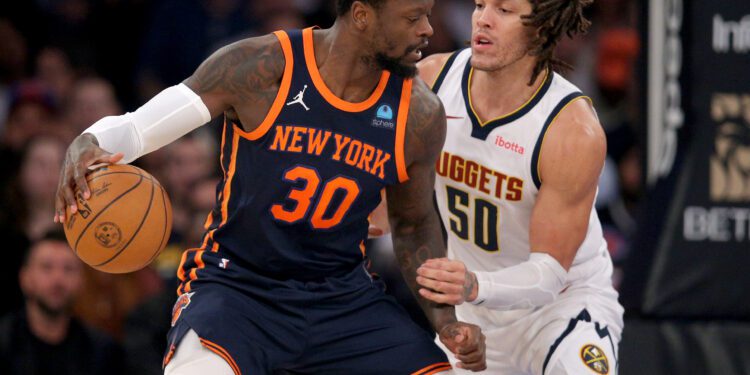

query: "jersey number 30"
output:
446 186 499 252
271 166 360 229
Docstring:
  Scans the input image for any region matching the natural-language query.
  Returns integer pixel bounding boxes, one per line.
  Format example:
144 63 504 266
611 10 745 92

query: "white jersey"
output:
433 48 610 290
431 49 624 374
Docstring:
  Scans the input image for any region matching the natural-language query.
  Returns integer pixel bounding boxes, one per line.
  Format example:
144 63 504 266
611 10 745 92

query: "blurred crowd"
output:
0 0 641 374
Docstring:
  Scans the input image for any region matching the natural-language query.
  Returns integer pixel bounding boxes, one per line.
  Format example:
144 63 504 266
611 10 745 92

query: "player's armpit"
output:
531 97 606 270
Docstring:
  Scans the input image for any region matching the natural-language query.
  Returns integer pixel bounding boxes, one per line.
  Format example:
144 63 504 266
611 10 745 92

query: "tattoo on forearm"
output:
463 272 476 301
388 81 455 331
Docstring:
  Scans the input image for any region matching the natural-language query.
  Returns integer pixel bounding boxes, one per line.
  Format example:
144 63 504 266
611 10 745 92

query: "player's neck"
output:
470 57 545 122
313 24 385 103
26 301 70 344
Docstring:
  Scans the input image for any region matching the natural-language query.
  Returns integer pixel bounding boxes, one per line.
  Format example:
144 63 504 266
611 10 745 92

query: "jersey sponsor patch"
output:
580 343 609 374
372 104 395 129
171 292 194 327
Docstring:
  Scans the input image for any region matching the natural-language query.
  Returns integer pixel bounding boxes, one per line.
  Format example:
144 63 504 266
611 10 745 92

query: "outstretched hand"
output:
439 322 486 371
54 134 123 223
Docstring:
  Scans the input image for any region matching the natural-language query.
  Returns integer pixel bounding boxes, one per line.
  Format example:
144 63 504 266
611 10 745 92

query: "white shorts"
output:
164 329 455 375
438 273 624 374
164 329 235 375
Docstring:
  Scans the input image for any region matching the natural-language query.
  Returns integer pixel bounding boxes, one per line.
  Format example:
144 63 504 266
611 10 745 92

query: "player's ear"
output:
350 1 373 31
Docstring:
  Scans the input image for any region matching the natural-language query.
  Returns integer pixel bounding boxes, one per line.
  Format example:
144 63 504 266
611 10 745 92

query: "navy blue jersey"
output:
176 28 413 293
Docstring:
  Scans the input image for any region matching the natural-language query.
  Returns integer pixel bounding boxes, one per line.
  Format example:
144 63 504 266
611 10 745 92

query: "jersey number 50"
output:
446 186 499 252
271 166 360 229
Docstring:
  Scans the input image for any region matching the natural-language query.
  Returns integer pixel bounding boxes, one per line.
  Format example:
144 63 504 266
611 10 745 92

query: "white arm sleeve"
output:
470 252 567 310
83 83 211 164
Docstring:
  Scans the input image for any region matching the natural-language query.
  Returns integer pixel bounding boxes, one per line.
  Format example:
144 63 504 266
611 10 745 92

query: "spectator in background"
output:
0 231 125 375
2 136 66 242
420 0 464 56
0 136 66 315
35 47 78 108
35 0 98 73
1 81 60 154
64 76 122 136
135 0 257 102
252 0 306 34
73 265 162 340
0 18 29 126
159 131 216 243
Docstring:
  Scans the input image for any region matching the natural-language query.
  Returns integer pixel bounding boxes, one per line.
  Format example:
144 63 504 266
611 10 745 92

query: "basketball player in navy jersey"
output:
54 0 486 374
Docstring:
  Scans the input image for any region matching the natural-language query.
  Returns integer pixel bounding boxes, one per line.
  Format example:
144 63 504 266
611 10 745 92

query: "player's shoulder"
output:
408 77 445 126
214 33 287 70
417 52 456 87
401 77 446 164
186 32 287 95
544 72 603 142
556 97 603 139
545 96 606 162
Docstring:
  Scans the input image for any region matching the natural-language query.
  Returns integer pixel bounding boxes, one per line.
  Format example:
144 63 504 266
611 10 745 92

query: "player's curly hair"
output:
522 0 594 85
336 0 386 16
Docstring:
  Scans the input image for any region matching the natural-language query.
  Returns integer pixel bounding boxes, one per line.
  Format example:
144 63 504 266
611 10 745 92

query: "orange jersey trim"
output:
219 119 228 174
183 250 205 293
202 211 213 230
162 344 176 368
177 124 240 294
199 338 241 375
412 362 452 375
235 30 294 141
395 78 413 182
303 27 390 112
221 132 240 225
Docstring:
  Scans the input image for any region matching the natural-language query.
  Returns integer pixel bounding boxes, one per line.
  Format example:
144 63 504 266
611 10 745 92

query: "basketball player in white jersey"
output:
411 0 624 374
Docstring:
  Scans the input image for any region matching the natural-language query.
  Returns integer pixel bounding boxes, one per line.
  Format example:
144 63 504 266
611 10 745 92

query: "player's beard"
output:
374 53 416 78
374 44 420 78
471 43 529 73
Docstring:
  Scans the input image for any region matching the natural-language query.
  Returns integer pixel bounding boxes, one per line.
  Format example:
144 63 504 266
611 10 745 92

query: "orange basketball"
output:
63 164 172 273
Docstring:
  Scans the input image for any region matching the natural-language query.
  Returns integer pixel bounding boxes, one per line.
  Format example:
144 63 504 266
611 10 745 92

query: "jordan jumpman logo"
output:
286 85 310 111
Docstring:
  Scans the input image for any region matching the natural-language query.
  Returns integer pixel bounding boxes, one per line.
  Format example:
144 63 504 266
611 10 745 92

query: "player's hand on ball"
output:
54 133 123 223
417 258 479 305
439 322 487 371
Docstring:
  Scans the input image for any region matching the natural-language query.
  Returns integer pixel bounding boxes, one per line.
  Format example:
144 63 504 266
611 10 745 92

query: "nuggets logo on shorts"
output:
580 344 609 374
171 292 194 327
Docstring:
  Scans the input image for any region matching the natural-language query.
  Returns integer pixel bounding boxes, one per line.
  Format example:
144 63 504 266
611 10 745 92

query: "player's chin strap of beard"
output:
469 252 567 310
83 84 211 164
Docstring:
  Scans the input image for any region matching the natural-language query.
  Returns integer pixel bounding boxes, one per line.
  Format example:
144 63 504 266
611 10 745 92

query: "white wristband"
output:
471 252 567 310
84 83 211 163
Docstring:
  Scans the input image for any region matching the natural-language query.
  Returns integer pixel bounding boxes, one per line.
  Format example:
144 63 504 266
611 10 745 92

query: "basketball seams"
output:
144 186 171 266
73 174 144 253
93 174 156 269
66 165 172 274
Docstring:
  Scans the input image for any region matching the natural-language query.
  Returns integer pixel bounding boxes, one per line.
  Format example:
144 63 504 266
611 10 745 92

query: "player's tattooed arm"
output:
183 33 285 129
386 79 452 329
387 80 486 371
